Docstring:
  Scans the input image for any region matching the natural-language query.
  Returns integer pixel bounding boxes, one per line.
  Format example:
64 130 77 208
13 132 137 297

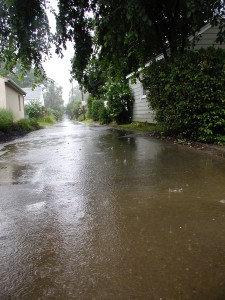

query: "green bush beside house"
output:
0 108 40 136
143 47 225 144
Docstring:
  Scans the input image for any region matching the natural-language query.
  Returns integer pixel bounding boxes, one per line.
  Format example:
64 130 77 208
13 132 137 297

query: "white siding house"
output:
23 87 44 106
127 24 225 123
190 23 225 50
130 77 155 123
0 76 26 121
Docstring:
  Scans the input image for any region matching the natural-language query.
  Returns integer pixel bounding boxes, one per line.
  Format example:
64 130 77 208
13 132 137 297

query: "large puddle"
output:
0 120 225 299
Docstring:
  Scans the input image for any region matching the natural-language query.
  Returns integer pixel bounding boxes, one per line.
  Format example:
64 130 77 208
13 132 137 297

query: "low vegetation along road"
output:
0 120 225 299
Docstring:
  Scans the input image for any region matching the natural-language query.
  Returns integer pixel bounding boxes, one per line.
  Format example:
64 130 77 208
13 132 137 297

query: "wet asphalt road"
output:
0 120 225 299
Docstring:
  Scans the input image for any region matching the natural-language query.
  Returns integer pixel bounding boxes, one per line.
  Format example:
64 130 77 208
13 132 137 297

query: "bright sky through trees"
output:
43 0 75 104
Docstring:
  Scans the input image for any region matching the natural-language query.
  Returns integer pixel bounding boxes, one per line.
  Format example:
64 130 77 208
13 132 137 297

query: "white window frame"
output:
141 85 147 99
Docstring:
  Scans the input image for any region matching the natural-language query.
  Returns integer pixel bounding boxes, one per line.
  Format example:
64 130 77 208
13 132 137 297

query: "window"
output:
18 95 21 111
142 86 146 98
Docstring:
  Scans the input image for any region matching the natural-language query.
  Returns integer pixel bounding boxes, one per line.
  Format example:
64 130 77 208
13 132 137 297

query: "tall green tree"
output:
0 0 52 81
44 83 64 110
0 63 41 87
0 0 224 83
61 0 225 86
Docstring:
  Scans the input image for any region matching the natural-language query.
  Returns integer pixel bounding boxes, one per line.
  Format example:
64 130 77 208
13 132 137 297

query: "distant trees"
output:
0 63 44 87
66 100 82 120
68 85 82 103
43 83 64 121
44 83 64 111
68 84 88 103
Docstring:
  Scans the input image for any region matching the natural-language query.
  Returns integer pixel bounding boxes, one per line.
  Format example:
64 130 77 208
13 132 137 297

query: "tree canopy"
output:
44 82 64 110
0 63 42 87
0 0 51 80
0 0 224 86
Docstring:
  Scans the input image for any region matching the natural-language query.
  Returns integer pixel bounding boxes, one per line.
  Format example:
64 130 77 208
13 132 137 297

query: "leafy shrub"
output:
53 109 63 121
66 100 82 119
0 109 13 131
99 106 111 124
92 100 104 121
11 119 40 131
25 100 44 118
103 79 133 124
15 119 35 131
38 115 56 125
143 47 225 143
78 114 86 121
10 119 40 132
45 108 63 121
87 94 94 119
28 118 40 129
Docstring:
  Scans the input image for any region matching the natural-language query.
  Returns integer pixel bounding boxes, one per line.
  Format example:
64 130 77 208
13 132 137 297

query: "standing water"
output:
0 120 225 299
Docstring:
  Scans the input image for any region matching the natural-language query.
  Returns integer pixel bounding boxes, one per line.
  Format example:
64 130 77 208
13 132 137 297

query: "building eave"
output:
5 78 26 96
126 53 164 79
188 23 212 42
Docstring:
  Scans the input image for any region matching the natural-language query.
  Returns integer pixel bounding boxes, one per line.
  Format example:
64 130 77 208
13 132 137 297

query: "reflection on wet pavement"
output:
0 120 225 299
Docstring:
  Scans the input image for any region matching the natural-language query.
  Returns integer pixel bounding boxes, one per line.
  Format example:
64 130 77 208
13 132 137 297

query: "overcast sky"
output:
42 0 76 104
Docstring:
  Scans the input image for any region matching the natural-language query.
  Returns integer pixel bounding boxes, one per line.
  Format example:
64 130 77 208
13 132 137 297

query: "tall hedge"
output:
143 47 225 143
92 100 104 121
103 79 133 124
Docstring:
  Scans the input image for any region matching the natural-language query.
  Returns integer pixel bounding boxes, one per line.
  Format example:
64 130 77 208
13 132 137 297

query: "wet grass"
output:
83 119 94 125
114 122 163 133
37 115 56 127
37 120 54 127
82 119 163 134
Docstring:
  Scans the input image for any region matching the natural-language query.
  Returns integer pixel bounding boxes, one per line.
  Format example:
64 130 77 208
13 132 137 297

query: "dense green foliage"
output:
0 0 51 81
103 79 133 124
25 100 44 119
92 100 105 122
0 109 14 130
85 79 133 124
67 0 224 87
98 106 112 125
66 100 83 120
43 82 64 121
0 110 40 134
86 97 111 124
0 0 224 85
143 47 225 143
77 114 86 122
86 95 93 119
0 64 41 87
44 83 64 110
24 100 57 126
14 118 40 131
37 115 55 126
45 108 63 122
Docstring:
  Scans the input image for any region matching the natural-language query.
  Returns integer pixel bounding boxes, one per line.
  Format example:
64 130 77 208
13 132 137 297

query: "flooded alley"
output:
0 120 225 300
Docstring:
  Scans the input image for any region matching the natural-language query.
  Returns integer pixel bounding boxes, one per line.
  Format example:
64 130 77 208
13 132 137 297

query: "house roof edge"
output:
126 23 212 79
5 78 26 95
